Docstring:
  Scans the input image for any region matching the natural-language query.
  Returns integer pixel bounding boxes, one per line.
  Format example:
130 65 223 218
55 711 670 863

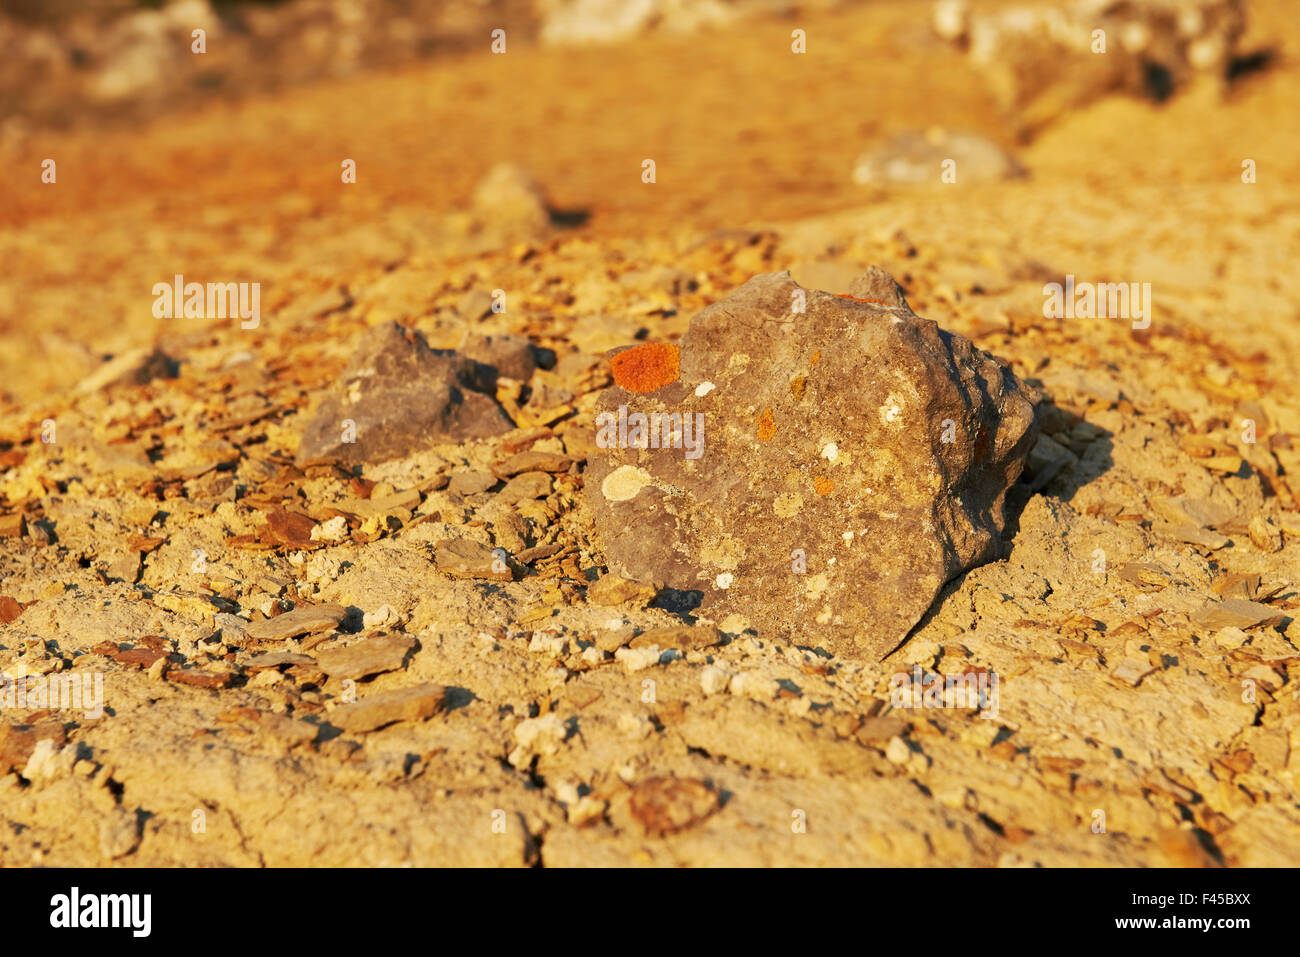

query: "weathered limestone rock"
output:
586 268 1040 659
296 322 513 466
470 163 551 238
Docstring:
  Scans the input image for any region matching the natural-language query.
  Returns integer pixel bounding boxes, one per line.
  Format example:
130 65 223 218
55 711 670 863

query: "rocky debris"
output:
267 508 319 548
315 633 417 680
329 683 448 733
628 624 723 650
98 806 141 860
497 471 553 503
166 667 235 690
245 603 347 642
296 322 513 466
587 573 658 607
75 346 176 394
1191 598 1286 631
1249 514 1283 552
511 713 569 764
448 469 499 496
241 651 316 671
493 450 574 477
536 0 834 46
1150 495 1237 528
934 0 1248 132
0 595 27 624
622 775 720 836
0 720 66 775
1 0 533 126
538 0 725 45
1159 523 1229 550
852 128 1026 185
259 713 320 748
459 332 539 383
434 539 513 581
586 268 1040 658
1212 573 1263 601
470 163 551 238
1025 434 1077 492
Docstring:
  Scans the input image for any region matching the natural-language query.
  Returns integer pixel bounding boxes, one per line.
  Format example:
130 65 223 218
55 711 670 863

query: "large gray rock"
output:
585 268 1040 659
297 322 514 466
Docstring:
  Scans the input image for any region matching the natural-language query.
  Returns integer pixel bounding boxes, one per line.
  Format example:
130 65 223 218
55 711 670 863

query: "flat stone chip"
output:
330 683 448 733
245 603 347 642
315 633 417 680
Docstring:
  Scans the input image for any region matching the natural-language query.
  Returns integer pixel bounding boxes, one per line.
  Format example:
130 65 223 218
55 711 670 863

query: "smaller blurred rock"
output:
853 128 1025 185
471 163 551 238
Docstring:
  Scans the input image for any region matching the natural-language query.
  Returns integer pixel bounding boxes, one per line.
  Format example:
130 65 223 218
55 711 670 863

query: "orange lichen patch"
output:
813 475 835 496
833 294 886 304
610 342 681 393
757 408 777 442
810 351 821 365
790 375 807 399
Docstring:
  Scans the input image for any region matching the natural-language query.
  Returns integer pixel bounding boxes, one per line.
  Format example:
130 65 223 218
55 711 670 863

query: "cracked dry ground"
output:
2 1 1300 867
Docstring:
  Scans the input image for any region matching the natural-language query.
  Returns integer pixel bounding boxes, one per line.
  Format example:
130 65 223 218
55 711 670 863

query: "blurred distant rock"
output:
0 0 536 127
934 0 1248 133
852 127 1025 185
537 0 844 46
471 163 552 239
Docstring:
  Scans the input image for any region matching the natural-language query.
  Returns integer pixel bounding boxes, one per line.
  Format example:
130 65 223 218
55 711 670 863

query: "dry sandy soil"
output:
1 0 1299 866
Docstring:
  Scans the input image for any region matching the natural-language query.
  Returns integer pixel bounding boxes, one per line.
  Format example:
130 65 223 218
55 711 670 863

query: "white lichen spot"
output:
842 531 854 542
601 465 654 502
715 572 734 590
821 442 839 462
879 393 905 426
694 381 716 397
